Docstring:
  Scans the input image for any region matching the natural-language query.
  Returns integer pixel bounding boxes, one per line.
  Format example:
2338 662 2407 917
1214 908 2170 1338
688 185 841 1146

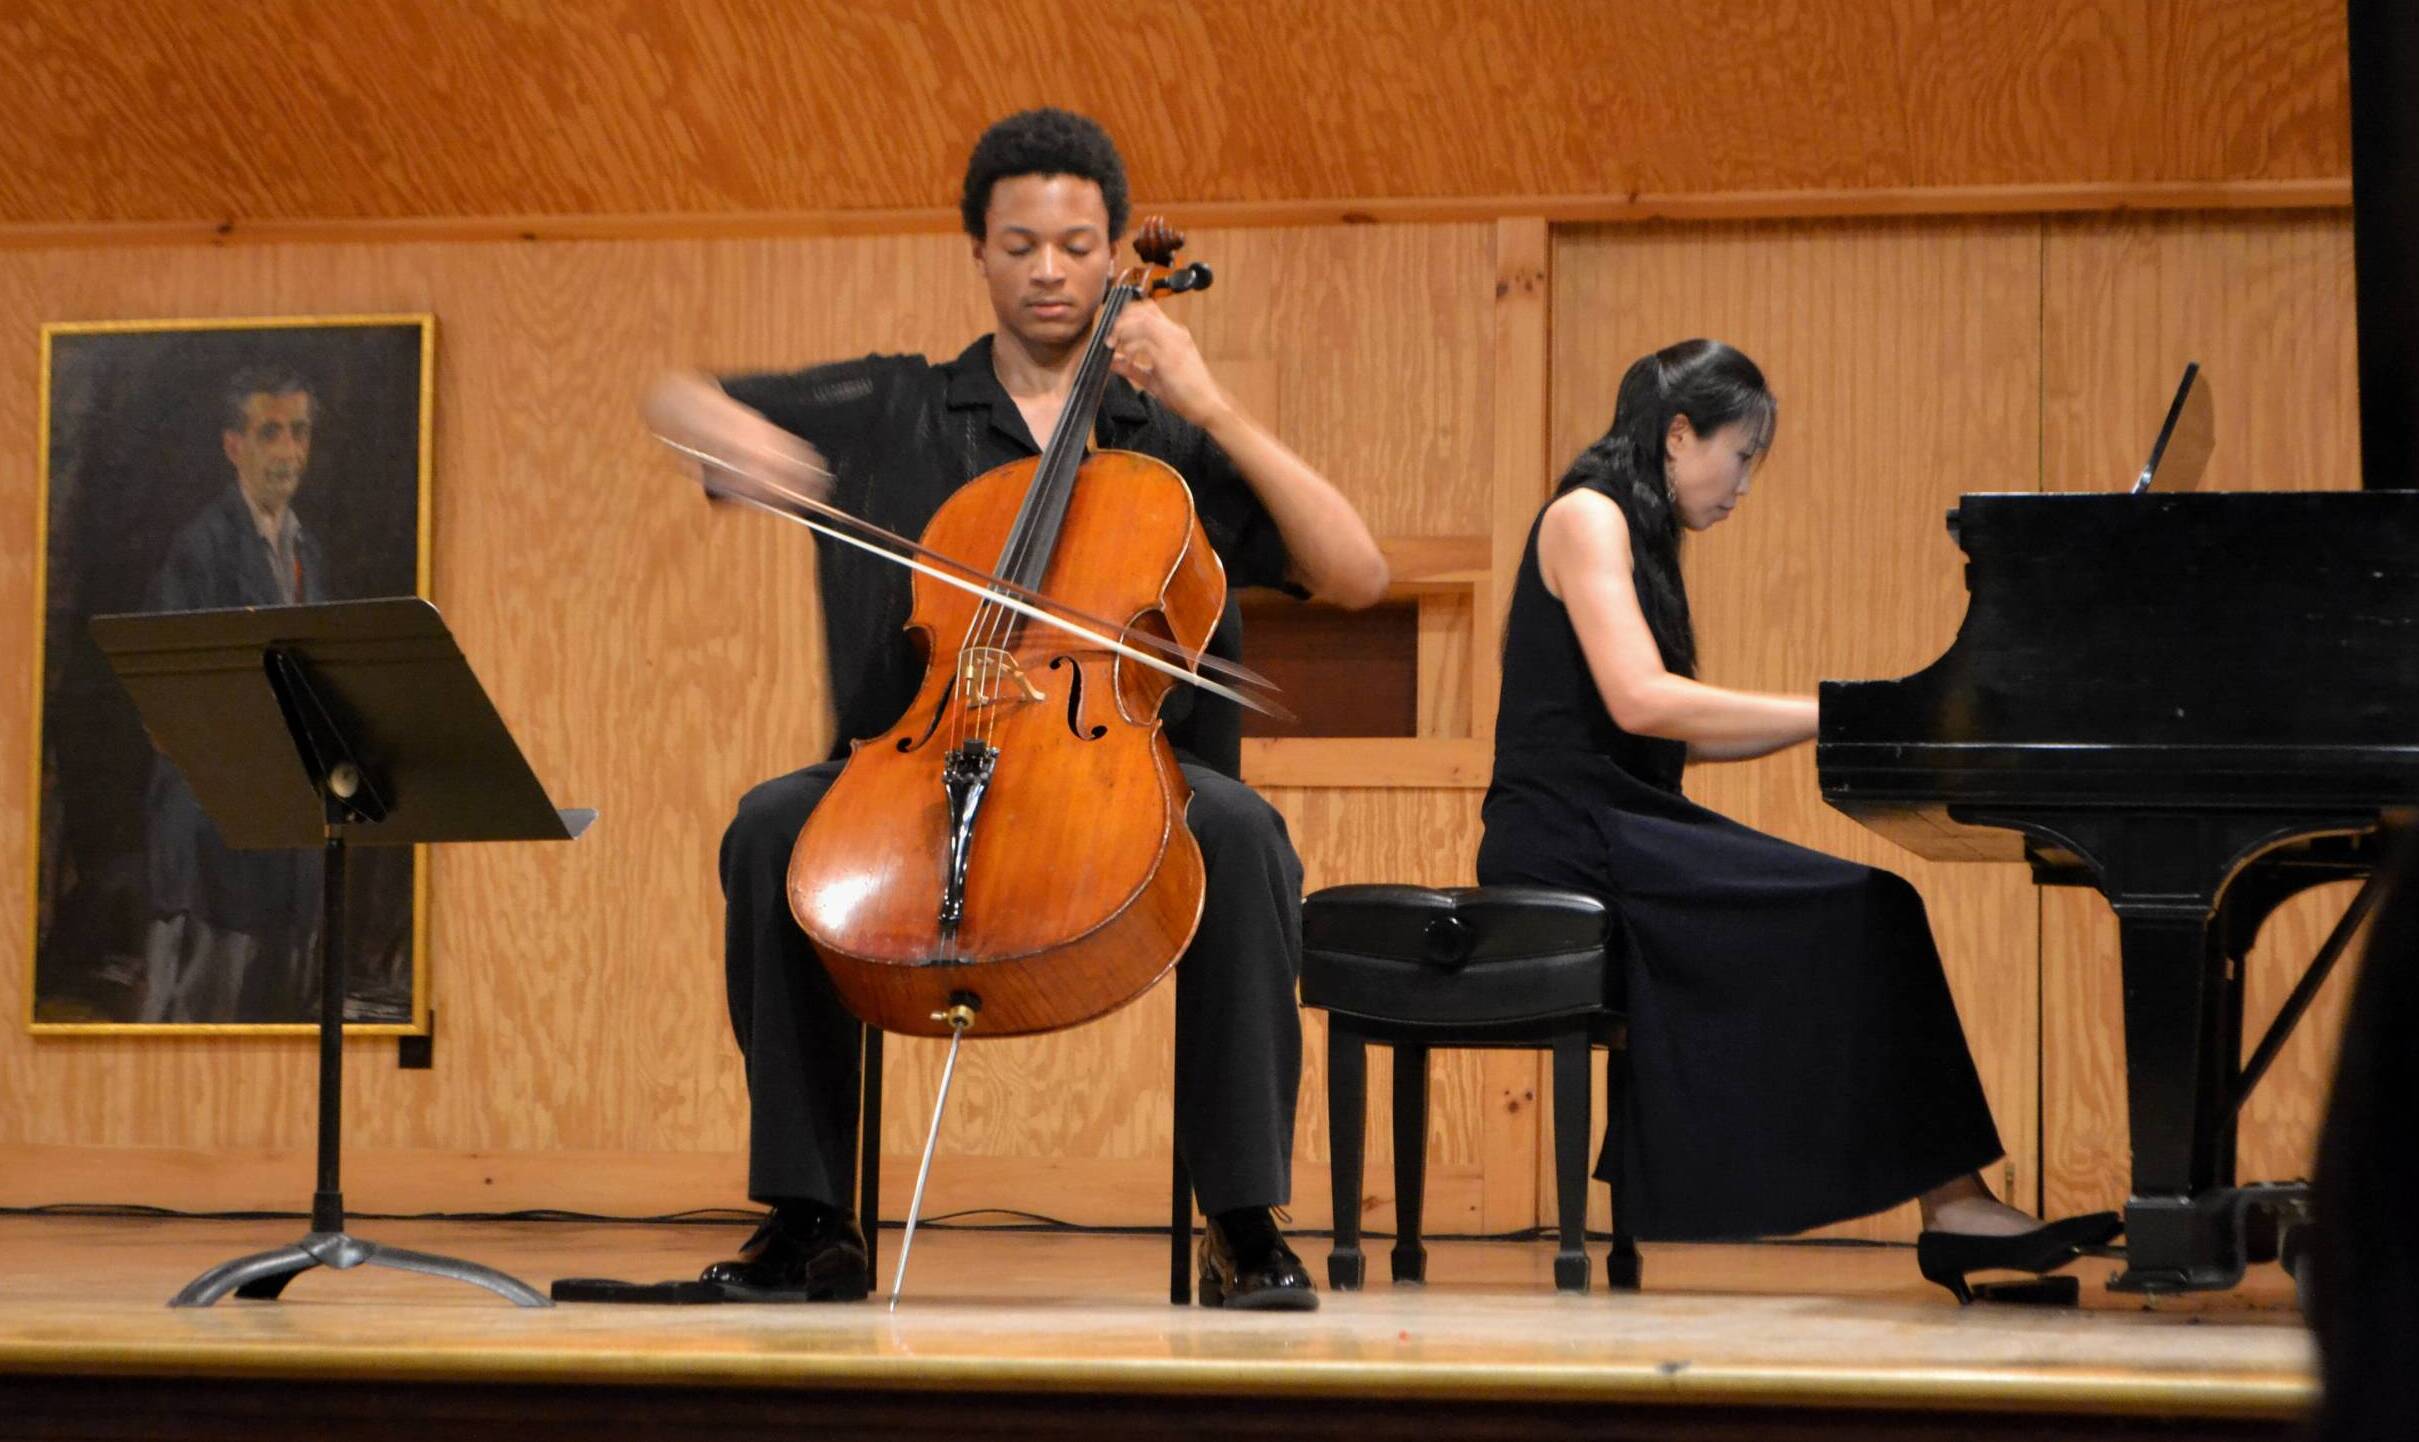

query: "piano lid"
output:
1818 490 2419 865
1821 490 2419 756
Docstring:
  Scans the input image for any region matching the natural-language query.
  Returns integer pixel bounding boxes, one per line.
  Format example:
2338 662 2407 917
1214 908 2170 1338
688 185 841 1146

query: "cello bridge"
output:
957 646 1044 709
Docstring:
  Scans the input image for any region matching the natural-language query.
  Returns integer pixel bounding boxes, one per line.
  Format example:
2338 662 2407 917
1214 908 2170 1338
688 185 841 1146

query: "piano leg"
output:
2109 909 2246 1292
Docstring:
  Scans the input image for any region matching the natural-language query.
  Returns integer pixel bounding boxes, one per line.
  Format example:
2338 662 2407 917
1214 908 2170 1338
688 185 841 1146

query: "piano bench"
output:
1302 884 1638 1296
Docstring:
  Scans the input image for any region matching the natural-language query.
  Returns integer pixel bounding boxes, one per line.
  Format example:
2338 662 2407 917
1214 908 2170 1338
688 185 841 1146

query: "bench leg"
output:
1550 1032 1591 1294
1391 1043 1430 1285
1603 1040 1642 1292
1326 1022 1367 1291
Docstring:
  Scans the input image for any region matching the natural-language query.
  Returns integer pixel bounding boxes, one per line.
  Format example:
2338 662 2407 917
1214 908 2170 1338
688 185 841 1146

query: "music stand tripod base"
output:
164 809 553 1311
174 1231 549 1308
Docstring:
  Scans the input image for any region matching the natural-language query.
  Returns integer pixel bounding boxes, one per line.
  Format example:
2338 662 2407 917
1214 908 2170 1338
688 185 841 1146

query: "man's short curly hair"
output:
960 108 1130 241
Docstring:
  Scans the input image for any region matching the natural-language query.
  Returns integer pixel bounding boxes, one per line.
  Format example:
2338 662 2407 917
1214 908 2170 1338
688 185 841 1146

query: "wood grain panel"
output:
1478 219 1553 744
0 222 1503 1224
1416 590 1473 741
1183 224 1494 539
0 179 2354 255
0 2 2348 228
1240 738 1490 790
2037 212 2361 1220
1550 218 2045 1240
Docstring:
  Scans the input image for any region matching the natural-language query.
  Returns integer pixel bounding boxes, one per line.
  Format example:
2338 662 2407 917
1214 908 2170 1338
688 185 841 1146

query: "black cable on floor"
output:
0 1200 1907 1247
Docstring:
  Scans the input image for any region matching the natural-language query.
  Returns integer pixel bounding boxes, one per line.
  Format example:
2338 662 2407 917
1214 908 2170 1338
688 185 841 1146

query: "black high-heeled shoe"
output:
1916 1211 2124 1304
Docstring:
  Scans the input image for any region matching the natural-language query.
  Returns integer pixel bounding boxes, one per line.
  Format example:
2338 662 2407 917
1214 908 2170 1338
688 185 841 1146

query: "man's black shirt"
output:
723 334 1299 778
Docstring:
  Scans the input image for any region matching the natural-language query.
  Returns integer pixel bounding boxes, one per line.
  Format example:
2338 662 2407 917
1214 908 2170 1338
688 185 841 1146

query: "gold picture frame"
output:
28 314 435 1036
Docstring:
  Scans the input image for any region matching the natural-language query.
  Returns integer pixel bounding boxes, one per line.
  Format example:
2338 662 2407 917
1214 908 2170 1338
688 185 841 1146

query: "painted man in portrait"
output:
137 365 331 1022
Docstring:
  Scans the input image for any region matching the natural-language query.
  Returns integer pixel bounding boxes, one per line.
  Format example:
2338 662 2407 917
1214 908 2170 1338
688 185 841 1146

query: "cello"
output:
787 218 1224 1042
764 223 1231 1299
654 218 1268 1303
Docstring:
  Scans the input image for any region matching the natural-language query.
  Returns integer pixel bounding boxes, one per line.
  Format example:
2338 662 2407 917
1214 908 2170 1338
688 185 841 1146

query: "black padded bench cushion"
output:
1301 884 1615 1026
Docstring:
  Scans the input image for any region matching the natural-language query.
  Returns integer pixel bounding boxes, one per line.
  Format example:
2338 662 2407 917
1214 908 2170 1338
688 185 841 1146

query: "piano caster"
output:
2108 1183 2313 1295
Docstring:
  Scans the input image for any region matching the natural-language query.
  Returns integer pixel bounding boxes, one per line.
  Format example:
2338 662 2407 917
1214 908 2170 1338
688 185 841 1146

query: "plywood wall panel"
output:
1183 224 1496 539
0 2 2348 228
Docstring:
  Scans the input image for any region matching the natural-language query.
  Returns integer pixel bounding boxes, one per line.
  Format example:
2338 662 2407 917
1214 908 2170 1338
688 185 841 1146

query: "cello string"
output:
967 275 1130 760
969 277 1125 721
1005 278 1130 748
948 271 1134 950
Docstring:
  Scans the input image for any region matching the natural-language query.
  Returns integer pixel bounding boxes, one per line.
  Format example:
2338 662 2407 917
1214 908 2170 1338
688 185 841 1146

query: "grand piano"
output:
1817 476 2418 1293
1820 0 2418 1297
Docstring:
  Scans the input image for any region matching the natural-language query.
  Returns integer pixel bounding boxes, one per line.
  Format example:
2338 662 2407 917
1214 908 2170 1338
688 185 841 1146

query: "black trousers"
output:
721 759 1305 1217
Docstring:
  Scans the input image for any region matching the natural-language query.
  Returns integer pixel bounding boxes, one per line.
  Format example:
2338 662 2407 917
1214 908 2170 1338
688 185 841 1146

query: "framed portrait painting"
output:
29 315 434 1035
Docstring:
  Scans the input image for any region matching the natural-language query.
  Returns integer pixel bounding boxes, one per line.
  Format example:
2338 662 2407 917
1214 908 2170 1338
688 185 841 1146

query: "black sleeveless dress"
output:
1475 487 2004 1241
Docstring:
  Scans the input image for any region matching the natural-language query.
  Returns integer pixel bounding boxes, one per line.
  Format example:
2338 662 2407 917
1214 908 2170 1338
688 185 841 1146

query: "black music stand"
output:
90 597 594 1309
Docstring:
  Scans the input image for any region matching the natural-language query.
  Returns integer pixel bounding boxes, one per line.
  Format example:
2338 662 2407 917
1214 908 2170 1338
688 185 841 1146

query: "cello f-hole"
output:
1049 655 1110 741
899 675 958 753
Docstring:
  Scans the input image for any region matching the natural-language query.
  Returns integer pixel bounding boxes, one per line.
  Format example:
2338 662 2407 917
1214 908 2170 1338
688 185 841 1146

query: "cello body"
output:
788 447 1228 1037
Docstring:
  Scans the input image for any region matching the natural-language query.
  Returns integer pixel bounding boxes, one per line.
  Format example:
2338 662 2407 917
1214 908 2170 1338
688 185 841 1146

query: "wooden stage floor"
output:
0 1214 2313 1440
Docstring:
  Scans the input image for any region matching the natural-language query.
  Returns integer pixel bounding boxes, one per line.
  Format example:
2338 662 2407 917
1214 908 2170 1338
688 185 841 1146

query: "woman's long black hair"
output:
1554 339 1776 679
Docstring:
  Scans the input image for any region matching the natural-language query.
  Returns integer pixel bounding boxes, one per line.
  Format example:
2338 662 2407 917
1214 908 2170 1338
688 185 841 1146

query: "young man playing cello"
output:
652 108 1387 1308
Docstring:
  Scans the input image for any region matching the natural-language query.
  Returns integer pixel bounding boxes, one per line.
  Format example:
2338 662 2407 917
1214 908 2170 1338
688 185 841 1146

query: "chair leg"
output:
859 1025 883 1279
1325 1021 1367 1291
1171 1145 1193 1306
1550 1031 1591 1294
1172 1048 1193 1306
1603 1040 1642 1292
1391 1043 1429 1285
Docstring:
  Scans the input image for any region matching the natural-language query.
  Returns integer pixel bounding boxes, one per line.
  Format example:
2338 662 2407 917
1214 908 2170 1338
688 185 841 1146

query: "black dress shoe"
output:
1917 1211 2124 1305
1199 1209 1318 1311
698 1207 871 1302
